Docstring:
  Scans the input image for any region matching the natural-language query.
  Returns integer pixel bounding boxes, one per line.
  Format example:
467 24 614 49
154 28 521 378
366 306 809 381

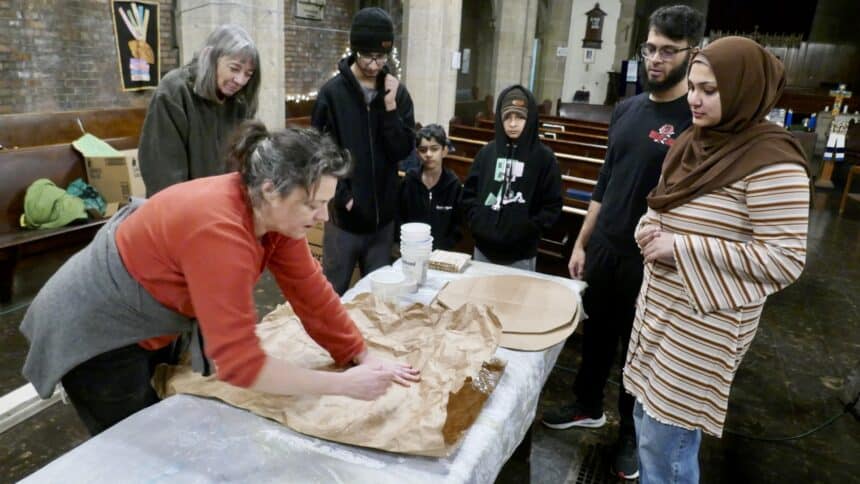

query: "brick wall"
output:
284 0 405 106
284 0 354 102
0 0 178 115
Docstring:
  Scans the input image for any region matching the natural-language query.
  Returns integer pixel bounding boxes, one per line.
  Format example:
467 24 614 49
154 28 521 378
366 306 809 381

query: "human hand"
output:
383 74 398 111
640 230 676 266
346 198 354 211
635 224 659 249
341 364 393 400
355 350 421 387
568 247 586 280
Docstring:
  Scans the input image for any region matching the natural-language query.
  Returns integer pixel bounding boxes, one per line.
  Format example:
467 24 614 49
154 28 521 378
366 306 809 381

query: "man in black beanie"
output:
311 7 416 295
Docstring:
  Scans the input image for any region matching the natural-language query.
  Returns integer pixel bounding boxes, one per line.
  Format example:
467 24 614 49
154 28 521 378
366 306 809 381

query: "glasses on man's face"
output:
417 144 443 155
357 52 389 66
640 42 692 61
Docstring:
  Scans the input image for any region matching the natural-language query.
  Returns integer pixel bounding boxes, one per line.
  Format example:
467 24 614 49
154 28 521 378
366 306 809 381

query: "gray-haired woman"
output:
139 24 262 196
20 122 420 436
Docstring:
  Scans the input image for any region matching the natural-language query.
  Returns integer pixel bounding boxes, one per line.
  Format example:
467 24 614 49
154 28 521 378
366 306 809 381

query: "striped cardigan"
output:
623 162 809 437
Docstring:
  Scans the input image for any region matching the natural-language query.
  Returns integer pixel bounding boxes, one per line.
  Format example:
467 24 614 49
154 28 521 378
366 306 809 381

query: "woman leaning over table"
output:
625 36 810 484
21 121 419 436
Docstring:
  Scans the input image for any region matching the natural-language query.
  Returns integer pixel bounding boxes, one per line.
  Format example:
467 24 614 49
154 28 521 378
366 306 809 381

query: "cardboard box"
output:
72 134 146 208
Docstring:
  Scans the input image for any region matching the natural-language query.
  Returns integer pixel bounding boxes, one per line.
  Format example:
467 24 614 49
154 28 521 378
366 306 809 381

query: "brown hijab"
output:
647 36 809 212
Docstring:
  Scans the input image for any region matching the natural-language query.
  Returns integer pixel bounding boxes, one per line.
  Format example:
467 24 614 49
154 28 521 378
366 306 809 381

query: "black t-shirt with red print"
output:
591 92 691 255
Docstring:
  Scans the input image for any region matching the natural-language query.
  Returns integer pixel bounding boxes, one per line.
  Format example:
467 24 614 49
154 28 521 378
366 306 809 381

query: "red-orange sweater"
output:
115 173 365 387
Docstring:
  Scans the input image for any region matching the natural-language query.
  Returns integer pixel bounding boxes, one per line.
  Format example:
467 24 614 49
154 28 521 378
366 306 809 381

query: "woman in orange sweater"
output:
21 121 419 435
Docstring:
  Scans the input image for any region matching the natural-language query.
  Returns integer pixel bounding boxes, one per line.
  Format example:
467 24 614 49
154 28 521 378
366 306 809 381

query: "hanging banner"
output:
111 0 160 91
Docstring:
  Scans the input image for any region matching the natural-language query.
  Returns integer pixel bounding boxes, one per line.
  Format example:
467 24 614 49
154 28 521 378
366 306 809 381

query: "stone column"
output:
491 0 538 98
533 1 574 113
401 0 462 127
561 0 621 105
176 0 285 129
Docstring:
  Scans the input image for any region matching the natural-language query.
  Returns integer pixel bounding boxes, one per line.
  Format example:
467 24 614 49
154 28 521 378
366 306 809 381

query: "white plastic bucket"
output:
401 236 432 288
369 267 406 304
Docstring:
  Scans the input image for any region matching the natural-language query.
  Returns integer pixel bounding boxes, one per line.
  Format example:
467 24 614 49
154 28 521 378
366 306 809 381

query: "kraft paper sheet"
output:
157 293 505 457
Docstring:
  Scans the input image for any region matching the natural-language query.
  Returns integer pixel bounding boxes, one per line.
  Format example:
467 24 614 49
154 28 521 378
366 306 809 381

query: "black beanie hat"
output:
350 7 394 54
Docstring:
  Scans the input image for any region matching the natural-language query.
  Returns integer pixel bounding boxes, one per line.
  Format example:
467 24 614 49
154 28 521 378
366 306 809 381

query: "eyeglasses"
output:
640 42 693 60
357 52 389 66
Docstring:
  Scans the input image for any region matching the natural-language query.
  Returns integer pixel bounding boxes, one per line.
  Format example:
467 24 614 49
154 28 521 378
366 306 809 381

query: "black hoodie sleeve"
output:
461 149 484 229
446 180 464 249
531 149 563 231
395 175 409 240
311 89 353 210
381 85 416 164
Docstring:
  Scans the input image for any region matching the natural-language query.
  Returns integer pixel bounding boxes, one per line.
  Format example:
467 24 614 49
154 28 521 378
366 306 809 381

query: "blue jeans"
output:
633 399 702 484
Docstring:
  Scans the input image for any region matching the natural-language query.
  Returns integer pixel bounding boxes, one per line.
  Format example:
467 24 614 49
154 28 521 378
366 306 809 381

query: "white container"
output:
400 222 431 239
369 267 406 304
401 236 432 289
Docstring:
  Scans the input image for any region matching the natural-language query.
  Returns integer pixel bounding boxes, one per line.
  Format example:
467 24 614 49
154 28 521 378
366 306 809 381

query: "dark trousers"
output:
323 221 394 295
61 343 172 436
573 240 644 437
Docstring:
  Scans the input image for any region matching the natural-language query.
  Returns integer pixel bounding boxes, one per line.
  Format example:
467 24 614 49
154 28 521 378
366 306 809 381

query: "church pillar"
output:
490 0 538 98
401 0 462 127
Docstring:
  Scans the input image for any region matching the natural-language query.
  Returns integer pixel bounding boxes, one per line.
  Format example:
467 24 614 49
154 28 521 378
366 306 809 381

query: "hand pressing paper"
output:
156 293 505 456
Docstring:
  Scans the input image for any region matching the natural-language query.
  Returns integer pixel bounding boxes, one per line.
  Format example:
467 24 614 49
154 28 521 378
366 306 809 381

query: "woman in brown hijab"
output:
622 36 810 484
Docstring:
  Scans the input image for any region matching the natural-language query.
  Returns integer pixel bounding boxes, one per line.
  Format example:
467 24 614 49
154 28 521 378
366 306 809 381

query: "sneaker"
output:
541 402 607 429
611 433 639 480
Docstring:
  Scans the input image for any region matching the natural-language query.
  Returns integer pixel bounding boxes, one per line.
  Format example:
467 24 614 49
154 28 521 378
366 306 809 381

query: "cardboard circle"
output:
435 275 578 334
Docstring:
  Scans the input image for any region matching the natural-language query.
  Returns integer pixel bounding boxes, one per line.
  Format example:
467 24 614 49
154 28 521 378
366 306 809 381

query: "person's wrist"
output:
328 370 348 396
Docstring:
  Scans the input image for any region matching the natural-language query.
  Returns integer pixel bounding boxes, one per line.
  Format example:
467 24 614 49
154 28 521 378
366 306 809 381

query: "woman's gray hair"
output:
191 24 261 116
227 121 352 207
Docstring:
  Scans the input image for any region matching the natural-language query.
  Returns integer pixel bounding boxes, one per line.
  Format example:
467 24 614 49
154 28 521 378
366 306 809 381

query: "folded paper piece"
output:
157 293 505 457
435 275 581 351
428 250 472 273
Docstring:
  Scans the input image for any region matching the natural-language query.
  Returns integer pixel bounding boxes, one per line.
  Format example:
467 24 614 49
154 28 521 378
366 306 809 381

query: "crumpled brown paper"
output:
157 293 505 456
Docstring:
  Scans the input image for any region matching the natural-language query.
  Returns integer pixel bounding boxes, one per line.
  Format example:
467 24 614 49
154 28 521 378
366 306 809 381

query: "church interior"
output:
1 0 858 482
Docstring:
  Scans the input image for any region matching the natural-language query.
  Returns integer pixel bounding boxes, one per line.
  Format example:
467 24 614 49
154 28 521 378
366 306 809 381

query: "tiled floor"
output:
2 191 858 483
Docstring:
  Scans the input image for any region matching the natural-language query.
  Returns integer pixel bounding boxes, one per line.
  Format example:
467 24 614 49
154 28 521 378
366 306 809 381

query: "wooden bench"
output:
447 136 603 181
449 123 607 146
285 99 315 128
0 107 146 150
476 116 609 137
0 136 138 302
454 96 494 126
776 89 832 119
555 102 614 125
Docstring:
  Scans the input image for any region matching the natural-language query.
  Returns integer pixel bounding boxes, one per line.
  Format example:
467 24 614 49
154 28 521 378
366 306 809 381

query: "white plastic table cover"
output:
22 260 585 484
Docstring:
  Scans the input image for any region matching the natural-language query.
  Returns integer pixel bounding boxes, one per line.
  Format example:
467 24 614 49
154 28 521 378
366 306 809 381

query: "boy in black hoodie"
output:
311 7 416 294
397 124 463 250
462 85 562 271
